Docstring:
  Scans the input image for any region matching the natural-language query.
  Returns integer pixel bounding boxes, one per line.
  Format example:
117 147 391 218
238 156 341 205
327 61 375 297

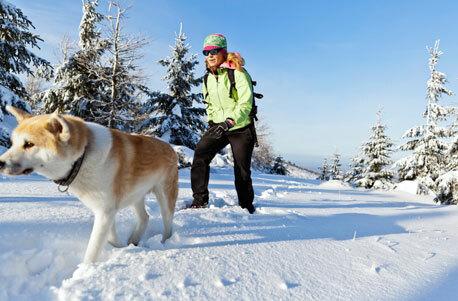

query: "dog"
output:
0 106 178 263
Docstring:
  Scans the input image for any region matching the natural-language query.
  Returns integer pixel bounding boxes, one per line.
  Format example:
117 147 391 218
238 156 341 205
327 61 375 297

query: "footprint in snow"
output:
178 276 199 288
138 272 161 281
369 262 388 274
260 188 276 199
424 252 436 261
208 197 228 208
277 191 289 198
278 280 300 290
370 263 382 274
215 277 239 287
26 249 54 275
375 237 399 253
176 198 193 210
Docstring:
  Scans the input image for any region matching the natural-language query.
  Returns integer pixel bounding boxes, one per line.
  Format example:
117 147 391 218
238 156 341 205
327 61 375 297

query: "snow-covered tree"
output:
43 1 148 131
24 74 44 112
444 115 458 171
355 110 394 189
435 129 458 204
271 156 288 175
24 66 51 113
42 0 109 118
138 24 206 149
329 151 343 180
94 1 149 131
344 153 365 184
397 40 454 194
319 158 330 181
434 171 458 205
252 120 276 172
0 0 51 147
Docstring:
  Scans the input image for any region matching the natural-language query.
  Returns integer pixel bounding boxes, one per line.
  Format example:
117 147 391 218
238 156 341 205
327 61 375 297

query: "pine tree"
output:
42 0 109 119
139 24 206 149
329 151 343 180
271 156 288 175
397 40 454 194
434 121 458 204
355 110 394 189
434 170 458 205
319 158 330 181
344 154 365 184
0 0 51 147
443 113 458 171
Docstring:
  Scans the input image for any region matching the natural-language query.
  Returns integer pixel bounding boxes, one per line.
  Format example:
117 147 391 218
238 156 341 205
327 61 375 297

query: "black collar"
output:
54 148 86 191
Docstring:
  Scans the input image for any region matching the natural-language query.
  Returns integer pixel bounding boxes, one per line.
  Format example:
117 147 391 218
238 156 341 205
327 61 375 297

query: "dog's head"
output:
0 106 80 178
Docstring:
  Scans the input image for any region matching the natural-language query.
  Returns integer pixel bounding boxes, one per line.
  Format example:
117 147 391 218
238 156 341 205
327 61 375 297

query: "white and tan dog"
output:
0 106 178 263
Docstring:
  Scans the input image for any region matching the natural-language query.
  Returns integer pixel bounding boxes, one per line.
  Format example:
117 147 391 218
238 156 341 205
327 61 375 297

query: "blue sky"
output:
11 0 458 169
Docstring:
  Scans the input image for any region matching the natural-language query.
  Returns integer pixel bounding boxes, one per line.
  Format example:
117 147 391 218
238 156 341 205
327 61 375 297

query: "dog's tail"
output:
166 165 179 213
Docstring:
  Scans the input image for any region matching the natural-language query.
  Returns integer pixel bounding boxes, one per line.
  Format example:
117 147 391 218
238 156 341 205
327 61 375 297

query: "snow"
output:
396 180 421 195
172 145 233 169
172 145 193 161
1 168 458 300
285 163 317 179
318 179 350 189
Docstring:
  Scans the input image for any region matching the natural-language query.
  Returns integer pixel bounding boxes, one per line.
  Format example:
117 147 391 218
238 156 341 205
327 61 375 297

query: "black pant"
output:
191 124 255 208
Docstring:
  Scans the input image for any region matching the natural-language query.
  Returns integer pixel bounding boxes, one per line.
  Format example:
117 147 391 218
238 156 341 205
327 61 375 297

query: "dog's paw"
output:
127 236 140 246
161 231 172 244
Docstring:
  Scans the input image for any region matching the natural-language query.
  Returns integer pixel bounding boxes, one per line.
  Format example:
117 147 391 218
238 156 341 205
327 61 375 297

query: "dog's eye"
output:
23 141 35 149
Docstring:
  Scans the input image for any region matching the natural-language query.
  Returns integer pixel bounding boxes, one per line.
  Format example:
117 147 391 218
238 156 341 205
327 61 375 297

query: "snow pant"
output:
191 123 256 208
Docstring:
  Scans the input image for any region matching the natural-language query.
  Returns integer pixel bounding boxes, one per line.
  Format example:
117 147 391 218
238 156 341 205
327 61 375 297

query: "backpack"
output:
203 68 263 146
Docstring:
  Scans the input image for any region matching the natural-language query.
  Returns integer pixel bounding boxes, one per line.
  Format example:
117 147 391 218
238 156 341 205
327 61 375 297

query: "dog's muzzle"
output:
0 161 33 175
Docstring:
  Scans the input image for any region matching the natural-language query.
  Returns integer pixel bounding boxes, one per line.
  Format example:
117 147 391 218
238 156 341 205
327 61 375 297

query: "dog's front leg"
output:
84 210 116 263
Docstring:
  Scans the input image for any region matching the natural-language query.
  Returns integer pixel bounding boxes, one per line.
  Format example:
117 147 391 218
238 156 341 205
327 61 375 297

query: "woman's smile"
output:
206 52 225 70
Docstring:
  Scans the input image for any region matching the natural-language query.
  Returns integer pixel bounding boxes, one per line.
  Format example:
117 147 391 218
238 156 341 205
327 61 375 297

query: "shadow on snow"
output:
166 208 447 250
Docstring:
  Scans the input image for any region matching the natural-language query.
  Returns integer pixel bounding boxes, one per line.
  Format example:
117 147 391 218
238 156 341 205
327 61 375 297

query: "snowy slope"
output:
285 162 318 179
1 169 458 300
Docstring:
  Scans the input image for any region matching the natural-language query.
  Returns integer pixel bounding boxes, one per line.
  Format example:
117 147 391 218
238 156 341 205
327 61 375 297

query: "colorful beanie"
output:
203 33 227 51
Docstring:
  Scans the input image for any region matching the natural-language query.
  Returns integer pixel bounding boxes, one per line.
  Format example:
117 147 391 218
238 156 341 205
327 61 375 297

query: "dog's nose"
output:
0 160 4 170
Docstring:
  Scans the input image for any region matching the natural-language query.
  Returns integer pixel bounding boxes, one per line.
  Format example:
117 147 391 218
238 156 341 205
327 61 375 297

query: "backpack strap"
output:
227 68 236 98
227 68 260 122
226 68 260 147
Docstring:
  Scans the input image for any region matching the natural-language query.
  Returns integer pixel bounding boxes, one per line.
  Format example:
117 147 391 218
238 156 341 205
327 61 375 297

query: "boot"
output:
189 196 208 209
241 203 256 214
246 204 256 214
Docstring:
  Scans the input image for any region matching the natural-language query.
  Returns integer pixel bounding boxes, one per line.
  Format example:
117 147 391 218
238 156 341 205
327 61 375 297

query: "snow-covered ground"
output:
1 168 458 300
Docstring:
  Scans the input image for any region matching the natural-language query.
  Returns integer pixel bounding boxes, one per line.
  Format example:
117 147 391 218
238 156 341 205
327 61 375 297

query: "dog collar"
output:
54 149 86 192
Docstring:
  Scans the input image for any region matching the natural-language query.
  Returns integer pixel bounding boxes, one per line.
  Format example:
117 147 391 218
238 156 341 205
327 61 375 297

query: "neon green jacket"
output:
203 68 253 131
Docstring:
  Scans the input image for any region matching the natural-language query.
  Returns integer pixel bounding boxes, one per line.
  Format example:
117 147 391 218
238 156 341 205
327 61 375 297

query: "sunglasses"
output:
202 48 223 56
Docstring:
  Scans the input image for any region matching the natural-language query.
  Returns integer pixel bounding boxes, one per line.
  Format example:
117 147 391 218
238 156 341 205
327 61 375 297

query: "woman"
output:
190 33 256 214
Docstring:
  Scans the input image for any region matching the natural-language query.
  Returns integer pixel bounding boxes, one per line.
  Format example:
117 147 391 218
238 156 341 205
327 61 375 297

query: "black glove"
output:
206 119 235 139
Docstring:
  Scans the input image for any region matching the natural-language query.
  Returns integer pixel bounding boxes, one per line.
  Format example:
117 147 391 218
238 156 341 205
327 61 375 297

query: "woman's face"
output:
206 50 226 69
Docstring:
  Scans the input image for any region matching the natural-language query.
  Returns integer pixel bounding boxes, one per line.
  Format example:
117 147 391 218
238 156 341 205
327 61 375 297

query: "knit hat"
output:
203 33 227 51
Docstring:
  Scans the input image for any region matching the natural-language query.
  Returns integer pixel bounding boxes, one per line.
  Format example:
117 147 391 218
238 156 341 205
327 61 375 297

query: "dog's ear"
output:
6 106 31 122
46 113 71 142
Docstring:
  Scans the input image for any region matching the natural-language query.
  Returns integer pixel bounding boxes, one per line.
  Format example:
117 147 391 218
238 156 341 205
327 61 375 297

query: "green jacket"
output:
203 68 253 131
